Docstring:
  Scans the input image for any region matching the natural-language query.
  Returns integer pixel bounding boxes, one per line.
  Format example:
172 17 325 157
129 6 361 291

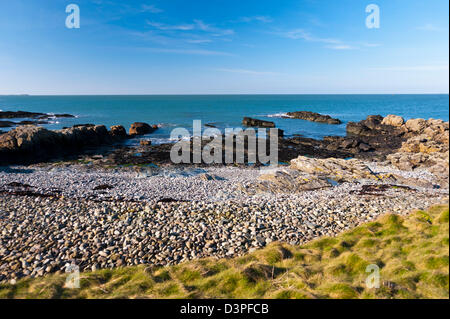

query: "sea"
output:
1 94 448 144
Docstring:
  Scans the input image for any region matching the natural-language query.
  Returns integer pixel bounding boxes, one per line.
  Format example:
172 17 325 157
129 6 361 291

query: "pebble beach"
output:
0 162 448 283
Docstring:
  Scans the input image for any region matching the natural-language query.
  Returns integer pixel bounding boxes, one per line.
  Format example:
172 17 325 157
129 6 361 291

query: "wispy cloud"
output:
193 20 234 36
239 16 273 23
276 29 359 50
141 4 163 13
416 24 443 32
325 44 355 50
146 19 234 36
127 30 172 44
278 29 340 44
147 21 195 31
185 39 212 44
368 65 449 71
214 68 281 75
146 48 234 56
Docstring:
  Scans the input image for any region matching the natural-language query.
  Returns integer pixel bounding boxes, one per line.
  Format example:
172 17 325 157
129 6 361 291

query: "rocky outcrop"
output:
290 156 391 182
312 115 408 159
386 118 449 187
0 124 127 165
291 115 448 187
242 156 397 195
0 110 74 119
277 115 413 161
242 117 275 128
1 120 48 128
0 111 47 119
346 115 406 137
0 111 75 130
243 114 449 194
242 169 333 194
286 111 342 124
129 122 157 136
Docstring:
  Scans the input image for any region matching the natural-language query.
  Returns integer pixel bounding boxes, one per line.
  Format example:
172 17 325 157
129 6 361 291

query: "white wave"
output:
266 112 292 118
146 136 188 145
157 123 177 128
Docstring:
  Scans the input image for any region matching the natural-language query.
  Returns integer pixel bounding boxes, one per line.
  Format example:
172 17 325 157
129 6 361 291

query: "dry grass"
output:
0 204 448 299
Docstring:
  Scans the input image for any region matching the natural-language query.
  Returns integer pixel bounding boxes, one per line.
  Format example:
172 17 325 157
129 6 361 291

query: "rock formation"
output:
246 115 449 194
386 118 449 187
285 111 342 124
0 110 74 120
129 122 157 136
242 117 275 128
0 124 128 165
0 111 75 129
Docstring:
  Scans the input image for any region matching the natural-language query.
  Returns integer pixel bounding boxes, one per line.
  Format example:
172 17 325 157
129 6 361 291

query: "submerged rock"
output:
0 110 74 119
285 111 342 124
242 117 275 128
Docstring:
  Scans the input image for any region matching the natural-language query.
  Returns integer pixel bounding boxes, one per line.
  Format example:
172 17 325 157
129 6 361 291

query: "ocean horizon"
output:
1 94 448 143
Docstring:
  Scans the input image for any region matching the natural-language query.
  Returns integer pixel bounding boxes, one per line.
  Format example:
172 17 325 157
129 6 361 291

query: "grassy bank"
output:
0 204 448 299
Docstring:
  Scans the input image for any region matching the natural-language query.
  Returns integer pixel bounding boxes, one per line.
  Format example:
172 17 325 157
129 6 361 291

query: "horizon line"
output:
0 93 449 96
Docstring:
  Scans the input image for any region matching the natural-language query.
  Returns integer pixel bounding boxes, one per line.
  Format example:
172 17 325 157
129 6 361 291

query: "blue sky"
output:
0 0 448 94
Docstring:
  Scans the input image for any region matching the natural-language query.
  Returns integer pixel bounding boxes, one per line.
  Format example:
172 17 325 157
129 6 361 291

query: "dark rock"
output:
341 139 358 149
109 125 128 139
358 143 372 152
344 115 407 158
346 115 402 136
129 122 157 136
365 115 383 129
140 139 152 146
0 121 16 128
7 182 33 188
18 120 48 125
54 114 75 118
0 111 47 119
242 117 275 128
93 184 114 191
0 110 75 120
0 124 126 165
286 111 342 124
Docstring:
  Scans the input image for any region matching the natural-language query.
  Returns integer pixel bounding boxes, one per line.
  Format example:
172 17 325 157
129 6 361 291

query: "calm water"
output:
1 95 448 143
